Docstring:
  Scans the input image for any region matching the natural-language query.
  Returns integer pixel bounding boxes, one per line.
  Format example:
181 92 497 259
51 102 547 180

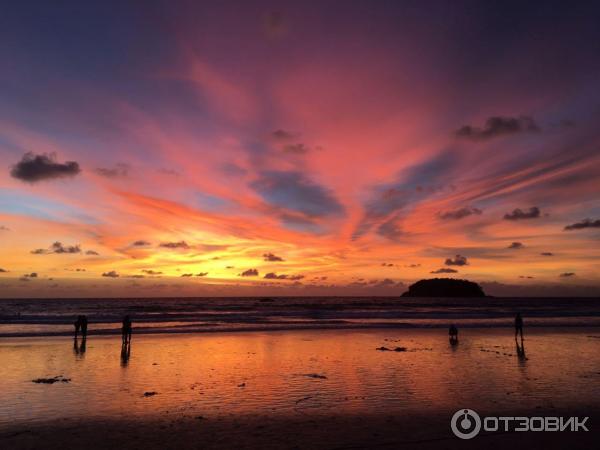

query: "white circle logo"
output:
451 409 481 439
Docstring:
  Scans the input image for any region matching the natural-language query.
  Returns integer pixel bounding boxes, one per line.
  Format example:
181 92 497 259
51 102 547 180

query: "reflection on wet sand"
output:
121 341 131 367
1 328 599 430
73 337 86 358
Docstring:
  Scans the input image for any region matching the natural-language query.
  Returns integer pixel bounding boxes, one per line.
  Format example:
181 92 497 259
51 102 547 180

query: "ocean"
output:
1 296 600 337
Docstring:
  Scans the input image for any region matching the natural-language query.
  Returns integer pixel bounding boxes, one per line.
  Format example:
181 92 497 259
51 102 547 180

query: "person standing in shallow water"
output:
515 313 524 341
122 315 132 344
80 315 88 339
73 316 81 338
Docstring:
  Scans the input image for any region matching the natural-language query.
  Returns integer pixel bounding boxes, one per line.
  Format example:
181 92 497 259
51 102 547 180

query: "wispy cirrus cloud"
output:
250 170 345 219
95 163 130 178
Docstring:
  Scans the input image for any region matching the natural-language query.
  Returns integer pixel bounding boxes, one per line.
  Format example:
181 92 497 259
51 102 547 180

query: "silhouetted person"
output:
515 313 524 342
449 324 459 344
73 316 81 338
122 315 132 344
80 315 88 338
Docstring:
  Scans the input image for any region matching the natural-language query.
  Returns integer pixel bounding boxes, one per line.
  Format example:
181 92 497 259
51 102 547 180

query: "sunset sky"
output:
1 1 599 297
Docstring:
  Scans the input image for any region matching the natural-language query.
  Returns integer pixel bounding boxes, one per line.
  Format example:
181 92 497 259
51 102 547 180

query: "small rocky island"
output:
401 278 486 297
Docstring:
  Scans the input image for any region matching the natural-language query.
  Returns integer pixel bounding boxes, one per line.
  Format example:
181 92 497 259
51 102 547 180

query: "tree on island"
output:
401 278 486 297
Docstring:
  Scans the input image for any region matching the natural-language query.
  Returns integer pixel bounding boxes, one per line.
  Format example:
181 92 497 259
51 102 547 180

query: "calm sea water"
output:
1 297 600 337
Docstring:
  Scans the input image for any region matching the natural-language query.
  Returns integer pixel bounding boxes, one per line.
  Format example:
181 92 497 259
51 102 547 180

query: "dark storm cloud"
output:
455 116 540 141
102 271 119 278
94 163 130 178
503 207 541 221
564 219 600 230
11 152 80 182
263 252 284 262
560 272 575 277
540 252 554 256
445 255 468 266
439 207 482 220
508 242 524 249
240 268 259 277
430 268 458 274
250 170 345 218
31 241 81 255
159 241 190 249
132 240 151 246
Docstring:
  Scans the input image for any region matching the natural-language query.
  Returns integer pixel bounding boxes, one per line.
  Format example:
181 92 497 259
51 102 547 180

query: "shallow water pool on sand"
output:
1 328 599 429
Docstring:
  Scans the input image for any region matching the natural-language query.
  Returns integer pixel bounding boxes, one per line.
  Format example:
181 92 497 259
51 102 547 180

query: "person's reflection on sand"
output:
73 336 86 357
120 341 131 367
515 339 527 364
448 324 459 346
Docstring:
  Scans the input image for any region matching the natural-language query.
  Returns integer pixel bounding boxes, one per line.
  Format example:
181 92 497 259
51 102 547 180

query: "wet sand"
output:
3 409 599 450
1 328 599 449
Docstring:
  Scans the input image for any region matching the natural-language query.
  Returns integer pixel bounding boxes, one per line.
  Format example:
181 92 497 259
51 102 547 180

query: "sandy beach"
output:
1 328 599 449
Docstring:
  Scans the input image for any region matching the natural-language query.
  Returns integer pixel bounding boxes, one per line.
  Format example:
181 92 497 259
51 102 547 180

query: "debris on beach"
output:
143 391 158 397
304 373 327 379
295 396 312 404
377 346 407 352
238 382 246 387
32 376 71 384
